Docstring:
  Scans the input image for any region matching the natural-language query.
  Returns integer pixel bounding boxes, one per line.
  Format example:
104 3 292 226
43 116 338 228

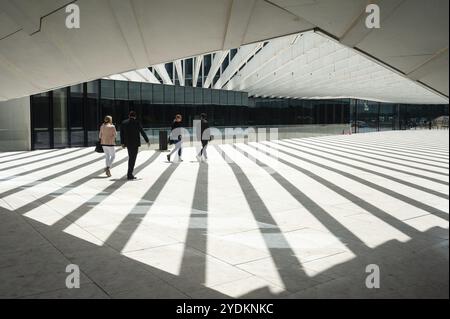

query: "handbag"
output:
95 140 104 153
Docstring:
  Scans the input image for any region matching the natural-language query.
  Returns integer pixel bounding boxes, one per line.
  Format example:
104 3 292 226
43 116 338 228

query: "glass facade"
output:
30 79 449 150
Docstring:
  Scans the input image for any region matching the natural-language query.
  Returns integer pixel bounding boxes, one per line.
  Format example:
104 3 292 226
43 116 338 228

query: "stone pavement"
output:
0 130 448 298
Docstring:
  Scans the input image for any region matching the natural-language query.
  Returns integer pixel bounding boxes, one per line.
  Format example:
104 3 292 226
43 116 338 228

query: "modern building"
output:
4 31 448 151
0 0 448 301
0 0 449 151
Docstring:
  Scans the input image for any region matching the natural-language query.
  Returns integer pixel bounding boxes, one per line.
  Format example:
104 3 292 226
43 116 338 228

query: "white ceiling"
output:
0 0 448 103
108 32 448 104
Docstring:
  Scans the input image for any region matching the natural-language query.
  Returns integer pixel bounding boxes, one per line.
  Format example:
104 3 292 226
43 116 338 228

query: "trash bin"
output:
159 130 168 151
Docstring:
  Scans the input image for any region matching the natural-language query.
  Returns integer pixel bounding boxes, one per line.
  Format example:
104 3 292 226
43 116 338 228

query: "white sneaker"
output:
196 155 202 162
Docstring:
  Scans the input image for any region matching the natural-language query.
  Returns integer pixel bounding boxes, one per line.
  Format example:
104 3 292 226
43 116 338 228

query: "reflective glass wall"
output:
30 79 449 150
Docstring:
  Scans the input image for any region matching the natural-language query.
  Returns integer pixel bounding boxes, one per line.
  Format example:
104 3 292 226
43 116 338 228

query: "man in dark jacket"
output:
120 111 149 180
196 113 210 162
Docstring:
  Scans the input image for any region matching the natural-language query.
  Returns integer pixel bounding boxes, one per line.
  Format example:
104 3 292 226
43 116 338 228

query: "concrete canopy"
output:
108 32 448 104
0 0 448 102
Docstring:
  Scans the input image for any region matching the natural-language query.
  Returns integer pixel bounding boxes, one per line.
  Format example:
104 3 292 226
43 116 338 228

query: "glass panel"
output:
153 84 164 104
227 91 235 105
185 87 194 104
356 100 379 133
69 84 84 147
129 82 142 120
115 81 128 100
234 91 241 106
114 99 129 128
202 88 211 105
175 86 185 104
129 82 140 101
241 92 248 106
86 81 100 145
31 92 51 149
185 58 193 87
142 83 152 102
164 85 175 104
142 85 155 128
194 87 202 105
220 90 227 105
211 89 220 105
203 54 212 78
379 104 395 131
53 88 69 148
165 63 174 82
101 79 114 99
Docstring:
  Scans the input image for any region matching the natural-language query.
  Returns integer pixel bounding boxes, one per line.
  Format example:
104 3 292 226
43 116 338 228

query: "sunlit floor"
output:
0 130 448 299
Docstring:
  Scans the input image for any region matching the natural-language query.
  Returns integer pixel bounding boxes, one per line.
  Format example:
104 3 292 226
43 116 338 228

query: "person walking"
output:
167 114 184 162
99 115 117 177
196 113 210 162
120 111 150 180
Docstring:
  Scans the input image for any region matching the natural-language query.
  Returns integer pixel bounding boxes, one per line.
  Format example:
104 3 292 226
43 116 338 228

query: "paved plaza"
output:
0 130 448 298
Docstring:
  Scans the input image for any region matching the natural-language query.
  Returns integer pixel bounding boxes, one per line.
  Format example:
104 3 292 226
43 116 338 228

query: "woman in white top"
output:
99 116 117 177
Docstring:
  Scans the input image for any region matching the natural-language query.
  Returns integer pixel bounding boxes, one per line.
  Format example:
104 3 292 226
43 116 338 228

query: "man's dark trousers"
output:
127 146 138 178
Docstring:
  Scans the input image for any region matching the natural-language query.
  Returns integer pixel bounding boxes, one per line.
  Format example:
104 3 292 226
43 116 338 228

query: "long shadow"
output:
103 161 180 252
0 205 230 299
240 225 449 299
235 143 431 241
215 145 368 293
0 150 33 161
315 133 450 152
1 173 447 298
297 138 449 168
233 143 448 298
0 150 123 199
287 138 449 178
51 152 161 230
252 142 449 222
318 137 448 158
278 140 449 199
320 137 450 157
13 154 129 217
0 148 94 182
0 148 81 171
178 162 208 285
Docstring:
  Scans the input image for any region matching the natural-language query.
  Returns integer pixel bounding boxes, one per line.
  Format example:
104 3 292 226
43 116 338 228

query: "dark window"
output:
101 79 114 99
194 87 202 105
86 81 100 145
53 88 69 148
115 81 128 100
164 85 175 104
211 90 220 105
69 84 84 147
220 90 228 105
129 82 141 120
31 92 51 149
185 87 194 104
153 84 164 104
175 86 185 104
142 83 152 103
228 91 235 105
203 88 211 105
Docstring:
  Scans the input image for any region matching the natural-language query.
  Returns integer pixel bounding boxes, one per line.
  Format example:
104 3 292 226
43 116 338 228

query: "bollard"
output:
159 130 168 151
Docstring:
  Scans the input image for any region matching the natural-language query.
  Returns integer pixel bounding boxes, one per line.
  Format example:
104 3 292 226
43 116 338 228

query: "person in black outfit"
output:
120 111 149 180
196 113 210 162
167 114 184 162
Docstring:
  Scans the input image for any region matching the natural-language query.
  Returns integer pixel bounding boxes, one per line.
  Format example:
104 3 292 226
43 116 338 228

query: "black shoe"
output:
127 176 137 180
166 155 170 162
